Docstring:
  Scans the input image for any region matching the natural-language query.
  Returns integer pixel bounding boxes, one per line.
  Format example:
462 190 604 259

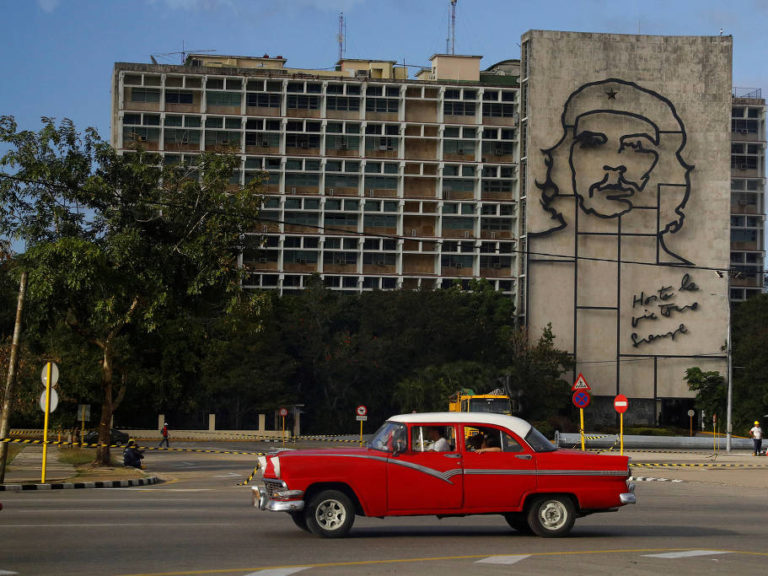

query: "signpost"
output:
614 394 628 455
279 407 288 446
687 409 695 437
40 362 59 483
356 405 367 446
571 374 591 451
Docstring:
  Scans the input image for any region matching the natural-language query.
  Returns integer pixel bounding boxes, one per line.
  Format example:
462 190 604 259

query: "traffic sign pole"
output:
580 409 585 451
41 362 53 484
620 412 624 455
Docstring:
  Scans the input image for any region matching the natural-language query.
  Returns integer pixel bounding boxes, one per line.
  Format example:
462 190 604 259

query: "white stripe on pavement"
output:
245 568 308 576
643 550 732 559
476 555 531 565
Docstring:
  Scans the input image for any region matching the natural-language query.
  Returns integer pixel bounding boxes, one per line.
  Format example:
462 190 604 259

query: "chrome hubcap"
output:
315 499 346 530
539 500 567 530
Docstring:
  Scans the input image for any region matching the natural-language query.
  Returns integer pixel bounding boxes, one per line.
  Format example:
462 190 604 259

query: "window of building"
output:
246 93 281 108
131 88 161 103
327 96 360 111
444 101 476 116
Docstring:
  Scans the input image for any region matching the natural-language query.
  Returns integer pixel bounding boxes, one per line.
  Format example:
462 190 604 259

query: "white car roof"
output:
388 412 532 438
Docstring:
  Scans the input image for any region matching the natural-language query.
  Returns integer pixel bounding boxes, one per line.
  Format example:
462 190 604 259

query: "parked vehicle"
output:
251 412 635 538
84 428 130 445
448 388 514 414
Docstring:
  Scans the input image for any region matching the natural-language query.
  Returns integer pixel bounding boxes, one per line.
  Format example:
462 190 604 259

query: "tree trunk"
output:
0 270 28 482
95 344 114 466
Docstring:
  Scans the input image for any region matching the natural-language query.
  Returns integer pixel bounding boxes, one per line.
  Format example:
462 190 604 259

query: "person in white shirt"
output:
749 421 763 456
427 427 450 452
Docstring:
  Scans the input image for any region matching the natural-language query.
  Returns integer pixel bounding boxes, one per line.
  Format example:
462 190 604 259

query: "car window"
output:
368 421 406 453
525 426 557 452
411 425 456 452
464 426 523 453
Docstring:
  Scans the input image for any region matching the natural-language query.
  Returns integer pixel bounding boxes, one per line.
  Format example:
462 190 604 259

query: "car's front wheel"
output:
305 490 355 538
526 495 575 537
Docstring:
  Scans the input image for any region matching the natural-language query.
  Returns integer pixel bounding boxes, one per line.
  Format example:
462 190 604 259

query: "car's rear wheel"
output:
526 495 575 537
305 490 355 538
290 511 310 532
503 512 532 534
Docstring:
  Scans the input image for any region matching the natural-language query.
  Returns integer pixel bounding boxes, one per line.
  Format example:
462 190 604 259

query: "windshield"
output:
525 426 557 452
368 421 406 453
467 398 512 414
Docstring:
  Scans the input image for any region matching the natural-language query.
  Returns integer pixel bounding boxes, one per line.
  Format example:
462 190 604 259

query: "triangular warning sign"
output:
571 373 591 391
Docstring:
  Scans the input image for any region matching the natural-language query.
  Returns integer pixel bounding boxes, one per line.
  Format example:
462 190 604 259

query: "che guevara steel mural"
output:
527 78 708 391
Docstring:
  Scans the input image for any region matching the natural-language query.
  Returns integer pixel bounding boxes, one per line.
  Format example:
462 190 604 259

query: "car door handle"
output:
515 454 532 461
443 453 461 458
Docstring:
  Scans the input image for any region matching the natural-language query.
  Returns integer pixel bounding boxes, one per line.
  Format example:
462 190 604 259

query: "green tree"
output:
685 367 726 428
504 324 574 422
0 116 261 464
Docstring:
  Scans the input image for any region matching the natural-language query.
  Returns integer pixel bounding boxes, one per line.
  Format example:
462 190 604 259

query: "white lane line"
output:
476 555 531 565
643 550 732 559
244 568 308 576
0 570 19 575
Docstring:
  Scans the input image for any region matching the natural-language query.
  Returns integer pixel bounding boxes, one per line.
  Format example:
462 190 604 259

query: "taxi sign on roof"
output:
571 373 591 392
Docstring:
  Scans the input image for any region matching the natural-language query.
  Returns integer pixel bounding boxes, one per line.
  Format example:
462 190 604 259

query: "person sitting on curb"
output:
123 439 145 468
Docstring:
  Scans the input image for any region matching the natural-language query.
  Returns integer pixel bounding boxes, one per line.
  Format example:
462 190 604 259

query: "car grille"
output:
263 478 286 497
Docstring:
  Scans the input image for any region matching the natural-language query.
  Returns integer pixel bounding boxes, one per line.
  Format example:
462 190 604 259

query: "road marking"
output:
0 570 19 575
244 569 308 576
630 476 683 482
643 550 732 559
476 555 530 565
117 549 759 576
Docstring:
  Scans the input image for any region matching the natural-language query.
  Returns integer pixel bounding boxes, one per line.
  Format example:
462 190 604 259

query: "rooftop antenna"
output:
450 0 457 55
151 41 216 65
337 12 346 61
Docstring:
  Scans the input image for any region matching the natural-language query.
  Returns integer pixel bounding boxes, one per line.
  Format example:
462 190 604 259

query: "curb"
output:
0 475 160 492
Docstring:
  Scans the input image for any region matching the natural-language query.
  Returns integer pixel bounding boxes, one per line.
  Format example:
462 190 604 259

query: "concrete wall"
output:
523 31 732 423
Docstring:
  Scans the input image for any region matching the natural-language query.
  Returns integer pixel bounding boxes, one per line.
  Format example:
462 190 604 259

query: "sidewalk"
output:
0 445 159 491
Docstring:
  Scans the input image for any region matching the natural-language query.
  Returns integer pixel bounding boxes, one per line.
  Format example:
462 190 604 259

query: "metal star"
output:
606 88 618 99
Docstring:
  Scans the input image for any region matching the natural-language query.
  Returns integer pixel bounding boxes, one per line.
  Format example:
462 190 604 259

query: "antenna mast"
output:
337 12 346 61
450 0 457 55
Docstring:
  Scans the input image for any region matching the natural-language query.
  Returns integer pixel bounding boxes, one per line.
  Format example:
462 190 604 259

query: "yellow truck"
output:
448 388 514 415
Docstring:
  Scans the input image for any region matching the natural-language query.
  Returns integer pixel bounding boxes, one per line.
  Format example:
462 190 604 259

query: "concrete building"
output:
110 30 765 426
111 53 523 305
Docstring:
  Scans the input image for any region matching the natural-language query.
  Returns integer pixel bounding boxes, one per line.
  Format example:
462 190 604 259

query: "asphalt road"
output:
1 443 768 576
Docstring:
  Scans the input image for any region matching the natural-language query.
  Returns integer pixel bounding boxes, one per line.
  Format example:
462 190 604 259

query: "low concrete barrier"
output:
555 432 755 450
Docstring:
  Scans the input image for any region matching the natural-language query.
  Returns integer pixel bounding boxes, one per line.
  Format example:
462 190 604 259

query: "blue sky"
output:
1 0 766 139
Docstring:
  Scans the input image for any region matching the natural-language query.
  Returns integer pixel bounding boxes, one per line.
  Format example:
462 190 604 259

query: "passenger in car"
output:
426 427 450 452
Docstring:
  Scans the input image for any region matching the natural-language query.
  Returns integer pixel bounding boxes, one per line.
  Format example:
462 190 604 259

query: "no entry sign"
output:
572 390 591 409
614 394 629 414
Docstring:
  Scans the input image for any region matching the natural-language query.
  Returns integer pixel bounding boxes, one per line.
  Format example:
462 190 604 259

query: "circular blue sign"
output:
572 390 591 408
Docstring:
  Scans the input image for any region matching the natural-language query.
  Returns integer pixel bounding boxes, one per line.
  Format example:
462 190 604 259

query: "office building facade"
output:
111 31 765 425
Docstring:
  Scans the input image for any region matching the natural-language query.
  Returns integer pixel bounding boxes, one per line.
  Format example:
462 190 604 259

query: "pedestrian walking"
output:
749 420 762 456
159 422 170 448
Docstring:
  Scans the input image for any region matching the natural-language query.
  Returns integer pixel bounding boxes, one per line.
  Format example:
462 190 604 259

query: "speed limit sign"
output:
279 407 288 417
356 405 367 417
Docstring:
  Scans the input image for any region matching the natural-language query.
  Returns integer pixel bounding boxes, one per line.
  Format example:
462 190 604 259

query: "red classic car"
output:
252 412 635 538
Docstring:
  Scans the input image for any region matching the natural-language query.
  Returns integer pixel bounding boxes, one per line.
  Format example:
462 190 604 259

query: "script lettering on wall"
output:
630 274 700 347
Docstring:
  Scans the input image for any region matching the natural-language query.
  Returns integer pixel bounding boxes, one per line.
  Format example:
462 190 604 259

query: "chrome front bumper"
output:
251 484 305 512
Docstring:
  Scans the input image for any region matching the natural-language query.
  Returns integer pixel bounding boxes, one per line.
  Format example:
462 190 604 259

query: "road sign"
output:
614 394 628 414
356 415 368 421
687 409 695 417
356 405 367 417
78 404 91 422
41 362 59 388
279 407 288 417
572 390 591 409
571 373 591 392
40 388 59 413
